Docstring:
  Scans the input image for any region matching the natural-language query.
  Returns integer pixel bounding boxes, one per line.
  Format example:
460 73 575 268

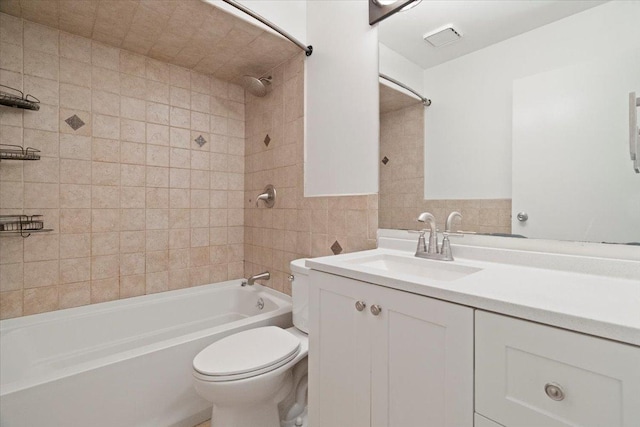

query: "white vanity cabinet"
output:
476 311 640 427
308 270 474 427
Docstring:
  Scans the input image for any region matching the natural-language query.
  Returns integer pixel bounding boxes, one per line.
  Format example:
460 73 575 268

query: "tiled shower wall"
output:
244 54 378 294
379 103 511 233
0 15 246 318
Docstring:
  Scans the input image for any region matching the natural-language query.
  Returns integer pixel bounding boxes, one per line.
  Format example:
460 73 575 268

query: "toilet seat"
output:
193 326 301 382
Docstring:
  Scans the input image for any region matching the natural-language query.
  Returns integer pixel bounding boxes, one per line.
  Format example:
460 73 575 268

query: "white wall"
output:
422 0 640 200
305 0 380 196
379 43 424 97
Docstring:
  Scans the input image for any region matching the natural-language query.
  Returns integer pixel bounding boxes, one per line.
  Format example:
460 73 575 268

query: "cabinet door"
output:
309 271 372 427
370 284 474 427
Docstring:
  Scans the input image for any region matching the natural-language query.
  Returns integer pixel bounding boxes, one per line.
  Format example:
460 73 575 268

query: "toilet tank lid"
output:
290 258 310 276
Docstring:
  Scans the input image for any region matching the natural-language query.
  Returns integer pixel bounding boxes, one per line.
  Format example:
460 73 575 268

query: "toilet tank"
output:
290 259 310 334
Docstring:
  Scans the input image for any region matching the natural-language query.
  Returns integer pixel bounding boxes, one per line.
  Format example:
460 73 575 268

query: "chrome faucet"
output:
440 211 462 261
417 212 438 255
243 271 270 286
414 211 463 261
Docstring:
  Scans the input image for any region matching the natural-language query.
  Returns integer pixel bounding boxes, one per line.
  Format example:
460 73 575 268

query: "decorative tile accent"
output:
195 135 207 147
65 114 85 131
330 240 343 255
264 134 270 147
381 156 389 165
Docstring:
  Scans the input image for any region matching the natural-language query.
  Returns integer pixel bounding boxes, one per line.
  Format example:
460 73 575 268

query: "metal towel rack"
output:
630 92 640 173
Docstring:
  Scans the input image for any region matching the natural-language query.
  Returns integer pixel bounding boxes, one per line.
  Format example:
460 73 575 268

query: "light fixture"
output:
372 0 421 10
372 0 397 5
400 0 421 12
370 0 420 25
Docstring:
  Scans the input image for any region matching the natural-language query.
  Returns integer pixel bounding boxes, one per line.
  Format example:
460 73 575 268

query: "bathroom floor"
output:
195 421 210 427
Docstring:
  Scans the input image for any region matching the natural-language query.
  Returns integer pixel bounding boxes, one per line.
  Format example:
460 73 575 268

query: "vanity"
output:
306 230 640 427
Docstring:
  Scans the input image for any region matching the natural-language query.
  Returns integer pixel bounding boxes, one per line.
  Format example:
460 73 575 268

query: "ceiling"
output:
0 0 300 83
379 0 607 69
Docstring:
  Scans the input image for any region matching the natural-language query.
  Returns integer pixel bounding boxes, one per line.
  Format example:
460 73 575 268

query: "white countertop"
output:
306 234 640 346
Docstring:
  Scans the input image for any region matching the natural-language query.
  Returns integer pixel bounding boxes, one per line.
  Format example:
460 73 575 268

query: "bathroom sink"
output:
345 253 482 282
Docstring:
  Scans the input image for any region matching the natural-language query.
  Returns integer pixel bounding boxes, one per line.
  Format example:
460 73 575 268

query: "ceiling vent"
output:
423 26 462 47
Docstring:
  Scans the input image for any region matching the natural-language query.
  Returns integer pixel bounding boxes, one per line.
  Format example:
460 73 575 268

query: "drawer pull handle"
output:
355 301 366 312
370 304 382 316
544 383 565 401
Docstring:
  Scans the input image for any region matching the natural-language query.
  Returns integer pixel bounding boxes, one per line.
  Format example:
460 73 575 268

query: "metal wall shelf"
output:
0 144 41 161
0 85 40 111
0 215 53 238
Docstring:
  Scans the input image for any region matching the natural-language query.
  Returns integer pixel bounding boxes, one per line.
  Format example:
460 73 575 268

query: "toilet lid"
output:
193 326 301 378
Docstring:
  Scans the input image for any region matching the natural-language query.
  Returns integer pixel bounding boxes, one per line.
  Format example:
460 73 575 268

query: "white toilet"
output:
192 259 310 427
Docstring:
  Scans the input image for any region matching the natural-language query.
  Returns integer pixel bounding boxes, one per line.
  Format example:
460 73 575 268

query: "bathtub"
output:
0 280 292 427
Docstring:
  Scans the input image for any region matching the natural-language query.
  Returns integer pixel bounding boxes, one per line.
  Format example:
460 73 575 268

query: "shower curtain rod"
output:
380 73 432 106
221 0 313 56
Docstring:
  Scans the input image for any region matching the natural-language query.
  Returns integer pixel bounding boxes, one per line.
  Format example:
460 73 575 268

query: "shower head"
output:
241 75 272 97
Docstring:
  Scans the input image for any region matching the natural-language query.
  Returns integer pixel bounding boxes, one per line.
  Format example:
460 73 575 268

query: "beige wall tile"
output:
23 49 58 80
24 260 59 288
93 113 120 139
60 257 90 284
120 274 145 298
92 66 120 94
146 271 168 294
146 103 169 126
120 164 146 186
92 42 119 71
60 58 91 87
92 138 120 162
0 290 23 319
0 13 23 46
120 252 145 276
91 232 119 256
121 74 146 100
24 234 59 262
60 32 91 64
0 262 23 292
60 134 90 160
58 281 91 309
91 277 119 303
146 123 169 146
24 286 58 315
59 233 91 259
23 75 59 105
1 13 259 317
60 209 91 233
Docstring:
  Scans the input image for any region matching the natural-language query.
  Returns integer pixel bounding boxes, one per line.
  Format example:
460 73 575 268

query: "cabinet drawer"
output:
475 311 640 427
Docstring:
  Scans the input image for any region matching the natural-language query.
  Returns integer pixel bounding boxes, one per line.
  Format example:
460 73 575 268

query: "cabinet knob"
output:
544 383 565 401
370 304 382 316
355 301 366 312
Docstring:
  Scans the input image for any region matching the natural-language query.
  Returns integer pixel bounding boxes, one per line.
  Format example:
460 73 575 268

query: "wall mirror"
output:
378 0 640 245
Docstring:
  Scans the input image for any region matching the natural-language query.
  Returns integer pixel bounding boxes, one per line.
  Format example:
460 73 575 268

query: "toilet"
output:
192 259 310 427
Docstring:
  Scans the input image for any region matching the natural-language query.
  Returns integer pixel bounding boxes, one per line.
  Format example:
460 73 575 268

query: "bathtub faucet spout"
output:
244 271 270 286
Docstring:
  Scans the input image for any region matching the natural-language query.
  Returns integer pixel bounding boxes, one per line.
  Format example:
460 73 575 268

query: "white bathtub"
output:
0 280 292 427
